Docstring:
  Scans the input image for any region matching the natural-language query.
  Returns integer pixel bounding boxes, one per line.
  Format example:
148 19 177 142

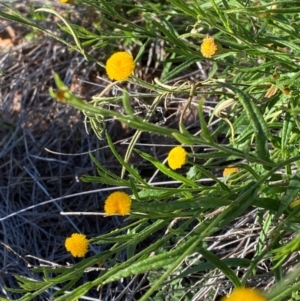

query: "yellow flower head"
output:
59 0 73 3
283 87 291 95
167 146 188 170
223 167 239 177
200 36 223 58
65 233 88 257
55 88 68 102
105 51 135 81
221 287 267 301
104 191 132 215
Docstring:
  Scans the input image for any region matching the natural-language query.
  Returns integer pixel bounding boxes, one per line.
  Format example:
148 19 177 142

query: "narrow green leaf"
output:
89 153 123 180
106 132 149 185
193 164 229 191
122 89 134 115
199 247 241 287
210 0 233 33
219 181 258 228
135 149 199 188
161 58 198 82
52 275 82 298
15 276 46 291
101 236 198 285
167 0 200 18
198 97 213 142
275 170 300 218
281 110 293 153
54 282 92 301
139 236 201 301
166 258 251 284
80 174 127 186
218 82 271 163
255 212 273 266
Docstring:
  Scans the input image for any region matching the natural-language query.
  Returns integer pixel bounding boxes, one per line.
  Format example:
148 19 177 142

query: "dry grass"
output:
0 8 121 299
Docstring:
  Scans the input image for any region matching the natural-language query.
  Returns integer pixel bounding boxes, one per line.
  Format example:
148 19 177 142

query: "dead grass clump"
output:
0 18 121 299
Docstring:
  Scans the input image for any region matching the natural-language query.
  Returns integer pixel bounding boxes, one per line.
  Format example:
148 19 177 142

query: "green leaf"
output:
161 58 198 82
54 282 92 301
122 89 134 115
198 97 213 142
166 258 251 284
167 0 200 18
101 236 199 286
218 82 272 164
15 276 47 291
106 132 149 185
134 149 199 188
139 236 202 301
94 220 167 246
198 247 241 287
281 110 294 153
275 170 300 218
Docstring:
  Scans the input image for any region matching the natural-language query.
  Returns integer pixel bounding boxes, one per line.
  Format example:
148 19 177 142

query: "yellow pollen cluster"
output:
105 51 135 81
221 287 267 301
65 233 88 257
223 167 239 177
200 36 222 58
167 146 188 170
104 191 132 215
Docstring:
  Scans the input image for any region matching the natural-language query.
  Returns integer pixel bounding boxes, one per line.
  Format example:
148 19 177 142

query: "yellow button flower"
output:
200 36 223 58
104 191 132 215
105 51 135 81
221 287 267 301
283 87 291 95
167 146 187 170
223 167 239 177
65 233 88 257
55 88 68 103
59 0 73 3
